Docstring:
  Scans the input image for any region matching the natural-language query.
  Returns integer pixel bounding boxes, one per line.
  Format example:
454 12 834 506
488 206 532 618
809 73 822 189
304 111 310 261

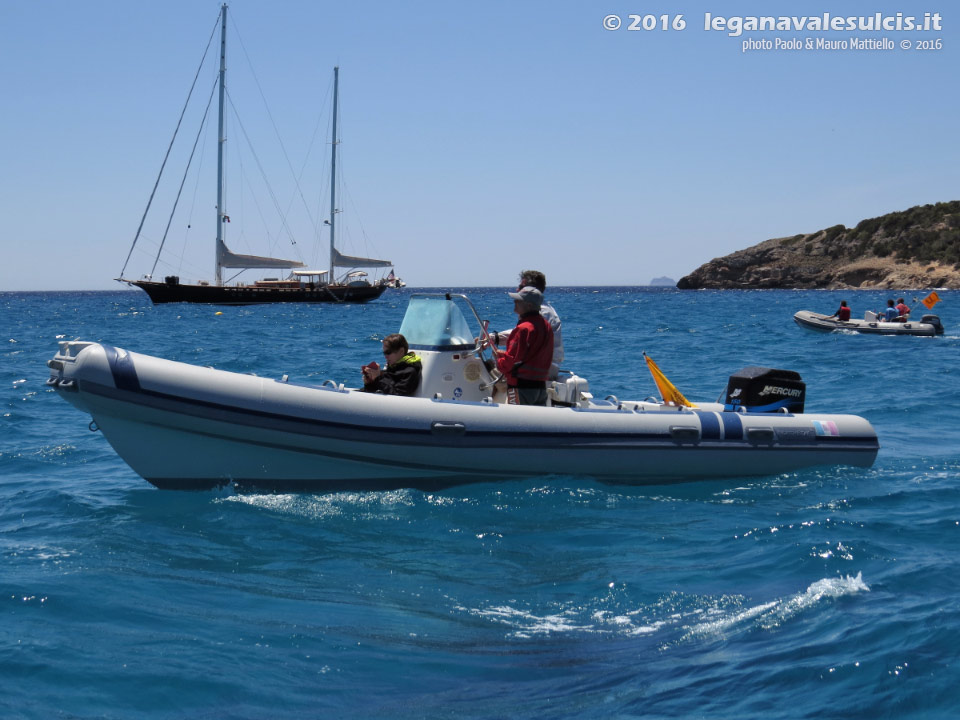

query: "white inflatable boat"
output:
48 293 879 491
794 310 944 336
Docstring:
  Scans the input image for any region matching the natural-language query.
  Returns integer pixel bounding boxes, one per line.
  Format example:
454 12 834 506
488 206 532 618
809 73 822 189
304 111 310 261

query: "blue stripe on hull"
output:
695 410 721 440
721 412 743 440
102 345 141 392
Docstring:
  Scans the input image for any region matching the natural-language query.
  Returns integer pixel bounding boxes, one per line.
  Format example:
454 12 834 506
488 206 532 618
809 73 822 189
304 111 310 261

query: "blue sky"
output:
1 0 956 290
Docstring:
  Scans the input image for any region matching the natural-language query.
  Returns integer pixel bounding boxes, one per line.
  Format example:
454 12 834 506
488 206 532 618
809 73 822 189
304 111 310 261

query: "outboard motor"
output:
547 372 592 408
920 315 944 334
724 367 805 413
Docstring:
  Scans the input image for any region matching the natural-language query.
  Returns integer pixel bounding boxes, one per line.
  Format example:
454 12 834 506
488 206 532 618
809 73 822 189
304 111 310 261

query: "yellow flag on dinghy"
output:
921 291 941 310
643 353 696 408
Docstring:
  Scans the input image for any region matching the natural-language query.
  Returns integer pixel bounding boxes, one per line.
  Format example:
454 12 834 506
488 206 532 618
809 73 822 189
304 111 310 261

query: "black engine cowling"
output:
920 315 944 334
724 367 805 413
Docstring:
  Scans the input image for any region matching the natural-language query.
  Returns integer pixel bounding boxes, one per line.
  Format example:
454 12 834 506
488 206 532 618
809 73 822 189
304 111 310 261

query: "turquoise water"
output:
3 287 959 718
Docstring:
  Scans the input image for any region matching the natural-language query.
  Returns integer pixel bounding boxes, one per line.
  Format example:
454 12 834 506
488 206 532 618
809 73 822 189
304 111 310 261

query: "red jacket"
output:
497 312 554 384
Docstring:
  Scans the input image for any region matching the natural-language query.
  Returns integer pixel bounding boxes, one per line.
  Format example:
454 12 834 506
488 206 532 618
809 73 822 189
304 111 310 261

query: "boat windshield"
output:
399 296 475 351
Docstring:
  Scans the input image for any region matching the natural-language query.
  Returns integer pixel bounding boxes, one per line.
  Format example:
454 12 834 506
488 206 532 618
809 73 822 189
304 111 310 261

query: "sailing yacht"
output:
119 5 393 304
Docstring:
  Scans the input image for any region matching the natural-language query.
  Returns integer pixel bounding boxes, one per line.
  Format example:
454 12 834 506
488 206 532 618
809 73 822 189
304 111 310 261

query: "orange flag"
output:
643 353 696 407
921 291 941 310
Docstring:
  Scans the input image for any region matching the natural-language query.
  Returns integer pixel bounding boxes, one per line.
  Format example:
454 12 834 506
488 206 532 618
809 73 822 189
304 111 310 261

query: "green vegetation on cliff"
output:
846 201 960 265
677 201 960 290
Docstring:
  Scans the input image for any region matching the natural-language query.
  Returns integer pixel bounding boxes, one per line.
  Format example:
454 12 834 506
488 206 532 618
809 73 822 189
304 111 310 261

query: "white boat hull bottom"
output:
48 341 879 491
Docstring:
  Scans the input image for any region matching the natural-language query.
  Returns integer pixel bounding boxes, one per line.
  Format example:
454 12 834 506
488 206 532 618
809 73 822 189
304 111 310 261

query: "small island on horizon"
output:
677 200 960 290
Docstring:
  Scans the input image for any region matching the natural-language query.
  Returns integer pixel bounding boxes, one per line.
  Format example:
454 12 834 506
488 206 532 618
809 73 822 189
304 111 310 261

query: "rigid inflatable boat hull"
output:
49 341 879 491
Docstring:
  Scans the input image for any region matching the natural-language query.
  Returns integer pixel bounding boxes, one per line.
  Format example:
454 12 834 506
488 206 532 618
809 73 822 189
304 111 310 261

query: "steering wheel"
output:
473 325 505 388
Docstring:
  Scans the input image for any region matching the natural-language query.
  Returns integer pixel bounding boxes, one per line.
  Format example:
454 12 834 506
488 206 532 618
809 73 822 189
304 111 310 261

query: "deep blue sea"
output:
3 287 960 719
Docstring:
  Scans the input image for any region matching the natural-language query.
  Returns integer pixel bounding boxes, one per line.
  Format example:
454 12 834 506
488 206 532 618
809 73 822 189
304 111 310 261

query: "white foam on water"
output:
780 572 870 616
11 545 76 563
459 598 685 640
219 493 341 519
687 600 780 637
688 572 870 638
218 489 415 519
457 604 595 638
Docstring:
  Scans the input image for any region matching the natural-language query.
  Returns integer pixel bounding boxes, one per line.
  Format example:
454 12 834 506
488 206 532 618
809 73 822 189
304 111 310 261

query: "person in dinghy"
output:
361 333 422 396
881 299 899 322
895 297 911 322
826 300 851 321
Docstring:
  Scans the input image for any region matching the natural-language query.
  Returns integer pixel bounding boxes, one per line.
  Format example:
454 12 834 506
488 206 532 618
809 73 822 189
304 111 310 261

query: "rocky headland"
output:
677 201 960 289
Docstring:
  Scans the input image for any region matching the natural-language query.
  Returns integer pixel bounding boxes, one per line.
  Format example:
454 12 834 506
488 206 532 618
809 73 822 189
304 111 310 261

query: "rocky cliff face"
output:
677 201 960 289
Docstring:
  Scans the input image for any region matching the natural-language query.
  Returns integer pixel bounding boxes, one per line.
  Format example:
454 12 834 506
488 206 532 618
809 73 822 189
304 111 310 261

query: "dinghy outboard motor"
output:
724 367 806 413
920 315 944 334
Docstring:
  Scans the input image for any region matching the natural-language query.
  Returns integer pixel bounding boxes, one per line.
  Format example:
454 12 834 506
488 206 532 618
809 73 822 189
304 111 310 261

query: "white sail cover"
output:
332 247 392 269
217 241 305 270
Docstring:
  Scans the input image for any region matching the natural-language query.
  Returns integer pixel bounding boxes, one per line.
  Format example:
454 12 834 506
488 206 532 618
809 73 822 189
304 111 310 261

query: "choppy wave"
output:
455 573 870 643
688 572 869 637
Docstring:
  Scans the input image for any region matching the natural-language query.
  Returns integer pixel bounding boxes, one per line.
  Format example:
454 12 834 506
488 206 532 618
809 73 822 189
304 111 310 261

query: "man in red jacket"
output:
495 286 554 405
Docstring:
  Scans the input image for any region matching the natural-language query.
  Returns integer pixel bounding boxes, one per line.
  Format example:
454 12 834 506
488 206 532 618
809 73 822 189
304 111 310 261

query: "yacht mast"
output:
215 3 228 286
328 66 339 285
